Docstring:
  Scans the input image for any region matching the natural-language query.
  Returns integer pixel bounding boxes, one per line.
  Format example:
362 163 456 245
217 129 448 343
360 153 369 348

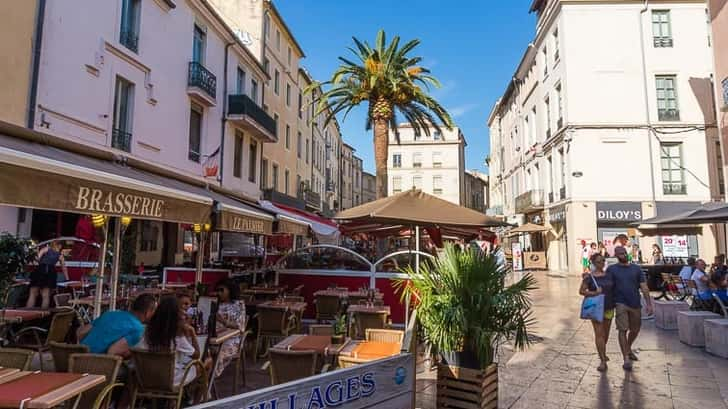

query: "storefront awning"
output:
211 192 274 235
633 201 722 229
0 132 212 223
259 200 340 243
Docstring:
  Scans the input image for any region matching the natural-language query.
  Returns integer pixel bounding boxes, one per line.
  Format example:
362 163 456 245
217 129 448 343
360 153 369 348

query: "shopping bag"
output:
580 275 605 322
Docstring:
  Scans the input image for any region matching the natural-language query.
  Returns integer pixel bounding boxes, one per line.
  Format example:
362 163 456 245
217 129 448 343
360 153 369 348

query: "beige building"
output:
352 155 363 207
340 143 355 210
362 171 377 204
464 170 488 213
708 0 728 200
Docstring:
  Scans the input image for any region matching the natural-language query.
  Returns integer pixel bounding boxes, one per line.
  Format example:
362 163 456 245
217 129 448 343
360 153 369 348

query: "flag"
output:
203 146 220 178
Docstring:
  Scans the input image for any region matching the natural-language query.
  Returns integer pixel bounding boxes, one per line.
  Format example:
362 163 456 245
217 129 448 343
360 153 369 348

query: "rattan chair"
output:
351 311 388 339
53 293 73 308
215 329 252 395
253 305 296 362
69 353 123 409
0 347 34 370
308 324 334 336
337 355 370 368
314 295 342 322
49 341 89 372
261 349 327 385
14 309 75 370
283 295 305 303
129 348 207 409
365 329 404 344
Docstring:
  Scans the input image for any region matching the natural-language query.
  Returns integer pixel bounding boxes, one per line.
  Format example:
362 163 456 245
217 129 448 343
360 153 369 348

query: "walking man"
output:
607 246 653 370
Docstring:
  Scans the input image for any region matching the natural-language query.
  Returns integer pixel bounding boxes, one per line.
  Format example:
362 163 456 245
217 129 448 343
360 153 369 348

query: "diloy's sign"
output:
596 202 643 223
188 354 414 409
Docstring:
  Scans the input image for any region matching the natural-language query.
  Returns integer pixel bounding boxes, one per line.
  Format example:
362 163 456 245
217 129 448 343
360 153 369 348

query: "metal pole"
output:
415 226 420 274
195 232 205 288
93 220 109 319
109 218 122 311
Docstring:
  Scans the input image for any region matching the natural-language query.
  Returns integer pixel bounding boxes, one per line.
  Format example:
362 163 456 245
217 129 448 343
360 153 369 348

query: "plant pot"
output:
437 362 498 409
331 334 344 345
439 350 482 370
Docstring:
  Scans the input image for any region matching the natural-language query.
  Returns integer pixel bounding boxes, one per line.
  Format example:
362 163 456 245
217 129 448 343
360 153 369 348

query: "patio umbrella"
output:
634 201 728 228
507 222 551 236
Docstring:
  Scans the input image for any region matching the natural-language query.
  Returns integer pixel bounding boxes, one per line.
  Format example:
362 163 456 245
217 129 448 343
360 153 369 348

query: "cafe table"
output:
196 328 241 397
272 334 349 367
346 304 391 315
0 309 51 345
339 340 401 361
0 371 105 409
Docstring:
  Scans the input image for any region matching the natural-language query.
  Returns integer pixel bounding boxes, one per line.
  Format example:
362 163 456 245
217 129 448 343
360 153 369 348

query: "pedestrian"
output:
27 240 69 309
598 242 609 258
631 244 643 264
607 246 653 371
579 253 615 371
649 244 663 265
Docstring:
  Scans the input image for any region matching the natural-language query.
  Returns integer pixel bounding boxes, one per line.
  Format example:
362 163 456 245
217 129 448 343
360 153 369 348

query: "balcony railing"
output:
663 183 687 195
112 128 132 152
262 188 305 210
228 94 276 138
515 189 544 213
188 61 216 100
120 30 139 53
658 108 680 121
653 37 673 48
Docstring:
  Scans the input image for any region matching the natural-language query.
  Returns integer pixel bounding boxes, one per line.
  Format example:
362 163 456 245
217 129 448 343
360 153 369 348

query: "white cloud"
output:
449 103 477 118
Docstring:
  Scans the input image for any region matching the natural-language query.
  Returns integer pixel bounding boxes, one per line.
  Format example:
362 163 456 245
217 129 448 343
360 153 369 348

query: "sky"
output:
275 0 537 174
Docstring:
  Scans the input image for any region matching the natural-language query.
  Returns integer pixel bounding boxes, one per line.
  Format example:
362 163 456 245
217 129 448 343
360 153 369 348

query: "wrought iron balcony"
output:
653 37 673 48
658 108 680 121
227 94 277 142
120 30 139 53
515 189 544 213
188 61 216 101
262 188 305 210
112 128 132 152
663 183 687 195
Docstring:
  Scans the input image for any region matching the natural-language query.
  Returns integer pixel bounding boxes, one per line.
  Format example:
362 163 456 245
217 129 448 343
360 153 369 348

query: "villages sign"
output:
188 354 414 409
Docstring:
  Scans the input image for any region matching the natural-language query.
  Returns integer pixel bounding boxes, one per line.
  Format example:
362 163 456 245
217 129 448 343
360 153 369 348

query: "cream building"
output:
465 170 488 213
352 155 363 207
488 0 722 274
340 143 355 210
362 172 377 204
388 123 466 206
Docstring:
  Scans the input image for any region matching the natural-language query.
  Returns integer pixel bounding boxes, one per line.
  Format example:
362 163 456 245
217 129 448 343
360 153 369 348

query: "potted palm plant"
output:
396 244 536 408
0 233 36 309
331 314 347 345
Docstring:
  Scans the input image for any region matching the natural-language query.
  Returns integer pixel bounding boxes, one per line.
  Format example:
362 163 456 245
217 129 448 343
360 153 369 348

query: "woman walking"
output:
27 240 68 309
580 253 616 371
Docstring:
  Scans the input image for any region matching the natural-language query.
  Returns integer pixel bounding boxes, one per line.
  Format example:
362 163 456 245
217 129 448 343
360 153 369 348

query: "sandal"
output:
597 361 607 372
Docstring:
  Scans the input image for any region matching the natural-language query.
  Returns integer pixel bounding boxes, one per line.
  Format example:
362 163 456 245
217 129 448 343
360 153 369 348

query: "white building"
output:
488 0 723 274
388 123 466 205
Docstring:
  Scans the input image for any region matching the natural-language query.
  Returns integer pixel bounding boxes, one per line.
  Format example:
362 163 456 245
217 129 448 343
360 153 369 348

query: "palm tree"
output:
308 30 453 199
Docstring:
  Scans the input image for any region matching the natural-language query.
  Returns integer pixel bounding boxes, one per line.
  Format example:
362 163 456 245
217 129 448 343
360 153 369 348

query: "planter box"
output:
704 318 728 358
678 311 721 347
654 300 689 330
437 363 498 408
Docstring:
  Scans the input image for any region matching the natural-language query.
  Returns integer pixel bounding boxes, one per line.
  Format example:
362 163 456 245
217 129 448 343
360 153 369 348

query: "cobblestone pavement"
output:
415 272 728 409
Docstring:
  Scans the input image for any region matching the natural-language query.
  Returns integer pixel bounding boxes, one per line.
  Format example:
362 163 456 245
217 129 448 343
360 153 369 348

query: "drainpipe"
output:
219 42 234 187
27 0 47 128
639 0 658 205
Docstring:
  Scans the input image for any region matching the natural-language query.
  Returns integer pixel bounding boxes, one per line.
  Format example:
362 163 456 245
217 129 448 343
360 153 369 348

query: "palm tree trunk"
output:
373 118 389 199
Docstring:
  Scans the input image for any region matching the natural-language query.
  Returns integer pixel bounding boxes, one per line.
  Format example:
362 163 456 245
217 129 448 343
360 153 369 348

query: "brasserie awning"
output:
0 131 213 223
259 200 340 242
211 192 274 235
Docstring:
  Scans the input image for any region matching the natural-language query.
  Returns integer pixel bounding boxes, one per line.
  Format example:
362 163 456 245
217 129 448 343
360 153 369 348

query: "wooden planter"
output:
437 363 498 408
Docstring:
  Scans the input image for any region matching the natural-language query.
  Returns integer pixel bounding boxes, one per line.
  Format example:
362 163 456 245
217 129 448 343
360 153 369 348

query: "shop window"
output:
249 141 257 183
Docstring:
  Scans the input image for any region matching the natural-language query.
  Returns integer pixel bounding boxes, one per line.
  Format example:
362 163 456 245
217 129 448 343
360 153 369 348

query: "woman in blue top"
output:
27 241 68 309
579 253 616 372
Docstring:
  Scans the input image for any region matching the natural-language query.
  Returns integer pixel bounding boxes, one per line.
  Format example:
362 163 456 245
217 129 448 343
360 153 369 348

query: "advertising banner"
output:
512 242 523 271
662 235 689 258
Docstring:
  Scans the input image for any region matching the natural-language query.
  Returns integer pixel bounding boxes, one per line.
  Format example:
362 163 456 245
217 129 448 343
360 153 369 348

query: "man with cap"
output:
606 246 653 370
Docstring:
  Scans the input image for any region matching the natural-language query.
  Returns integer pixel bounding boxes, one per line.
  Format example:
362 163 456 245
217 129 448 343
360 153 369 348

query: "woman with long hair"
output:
650 244 663 265
213 279 246 378
579 253 616 372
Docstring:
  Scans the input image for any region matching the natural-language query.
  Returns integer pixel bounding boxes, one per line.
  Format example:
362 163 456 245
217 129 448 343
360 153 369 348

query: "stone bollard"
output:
704 319 728 358
678 311 721 347
653 300 689 330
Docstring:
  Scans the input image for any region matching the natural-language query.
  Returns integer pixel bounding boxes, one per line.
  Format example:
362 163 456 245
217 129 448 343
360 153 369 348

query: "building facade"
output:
464 170 488 213
362 171 377 204
388 123 466 206
708 0 728 199
489 0 722 274
352 155 363 207
340 143 355 210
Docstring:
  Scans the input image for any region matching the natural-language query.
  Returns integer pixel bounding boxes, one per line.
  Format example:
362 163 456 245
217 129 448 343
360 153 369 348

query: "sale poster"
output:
662 235 688 258
512 242 523 271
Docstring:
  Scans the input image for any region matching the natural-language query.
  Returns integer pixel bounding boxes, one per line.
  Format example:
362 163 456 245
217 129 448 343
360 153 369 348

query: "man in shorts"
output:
607 246 653 370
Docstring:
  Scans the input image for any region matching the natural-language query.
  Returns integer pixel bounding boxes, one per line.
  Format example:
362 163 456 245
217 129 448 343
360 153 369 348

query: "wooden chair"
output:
262 349 327 385
129 348 207 409
351 311 388 339
337 355 370 368
69 353 123 409
53 293 73 308
365 329 404 344
0 347 34 370
314 295 342 322
14 309 75 370
308 325 334 336
49 341 89 372
253 305 296 362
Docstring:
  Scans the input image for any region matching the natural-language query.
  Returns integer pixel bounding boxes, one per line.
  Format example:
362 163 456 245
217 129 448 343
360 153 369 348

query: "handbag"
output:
580 274 605 322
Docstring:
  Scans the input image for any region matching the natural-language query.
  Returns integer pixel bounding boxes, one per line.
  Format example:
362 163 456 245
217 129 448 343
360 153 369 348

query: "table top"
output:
244 286 284 295
273 334 349 356
0 368 19 382
259 300 307 312
0 371 105 409
70 296 111 306
0 309 50 324
339 340 401 360
347 304 391 315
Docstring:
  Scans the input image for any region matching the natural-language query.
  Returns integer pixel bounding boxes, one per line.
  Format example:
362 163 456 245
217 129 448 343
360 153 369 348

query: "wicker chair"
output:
283 295 305 303
211 329 251 396
262 349 327 385
351 311 388 339
308 324 334 336
4 283 28 308
365 329 404 344
49 341 89 372
69 353 123 409
314 295 342 322
337 355 370 368
129 348 207 409
0 348 34 370
253 306 296 362
53 293 73 308
14 309 75 370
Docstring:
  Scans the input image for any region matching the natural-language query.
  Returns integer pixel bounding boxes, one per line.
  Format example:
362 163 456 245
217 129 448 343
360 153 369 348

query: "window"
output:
233 131 243 178
553 29 559 62
413 152 422 168
433 130 441 140
140 220 158 252
558 148 566 195
544 96 551 138
433 175 443 194
296 175 302 196
285 125 290 149
530 107 537 144
392 154 402 168
413 175 422 190
286 83 291 106
120 0 140 53
652 10 673 47
718 141 726 197
192 25 206 64
287 47 291 65
656 75 679 121
547 155 555 201
661 142 686 194
236 68 245 94
274 70 280 95
251 79 259 103
555 83 563 126
432 152 442 168
392 176 402 193
248 141 257 183
305 138 309 164
112 77 134 152
298 92 303 119
542 47 548 77
275 30 280 50
297 131 302 159
188 104 202 162
273 113 279 138
260 158 267 188
263 57 270 75
272 164 279 191
284 170 290 195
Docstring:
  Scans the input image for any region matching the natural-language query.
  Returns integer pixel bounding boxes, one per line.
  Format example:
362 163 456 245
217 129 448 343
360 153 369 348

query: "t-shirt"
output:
583 271 616 310
607 263 645 309
691 269 711 294
81 310 143 354
679 266 694 282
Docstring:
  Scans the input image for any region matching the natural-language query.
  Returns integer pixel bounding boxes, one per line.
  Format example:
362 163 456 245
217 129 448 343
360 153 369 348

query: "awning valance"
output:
213 194 274 235
259 200 339 243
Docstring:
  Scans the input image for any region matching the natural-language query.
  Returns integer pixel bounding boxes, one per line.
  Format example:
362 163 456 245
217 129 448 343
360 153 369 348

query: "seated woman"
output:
213 279 246 378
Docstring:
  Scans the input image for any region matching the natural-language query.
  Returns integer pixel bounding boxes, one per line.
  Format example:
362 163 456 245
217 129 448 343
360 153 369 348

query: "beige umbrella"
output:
507 222 551 236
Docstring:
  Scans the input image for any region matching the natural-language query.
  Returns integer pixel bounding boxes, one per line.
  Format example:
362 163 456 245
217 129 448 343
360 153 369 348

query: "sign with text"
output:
596 202 642 223
662 235 689 258
217 211 273 235
512 242 523 271
188 354 414 409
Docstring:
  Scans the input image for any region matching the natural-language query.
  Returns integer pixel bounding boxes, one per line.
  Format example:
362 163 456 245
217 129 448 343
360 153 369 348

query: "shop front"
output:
546 203 568 272
636 201 710 263
595 201 643 260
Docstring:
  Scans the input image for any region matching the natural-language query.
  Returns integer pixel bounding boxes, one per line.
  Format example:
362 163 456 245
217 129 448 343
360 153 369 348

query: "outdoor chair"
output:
210 329 251 396
253 305 296 362
69 353 123 409
347 294 369 306
3 283 28 308
687 280 714 311
53 293 73 308
713 293 728 317
337 355 370 368
314 294 343 322
365 329 404 344
129 348 207 409
49 341 89 372
13 309 75 370
0 347 34 370
308 324 334 336
262 349 327 385
351 311 389 339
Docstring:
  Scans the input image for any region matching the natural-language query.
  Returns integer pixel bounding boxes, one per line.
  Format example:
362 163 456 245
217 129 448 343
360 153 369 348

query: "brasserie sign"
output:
75 186 164 218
